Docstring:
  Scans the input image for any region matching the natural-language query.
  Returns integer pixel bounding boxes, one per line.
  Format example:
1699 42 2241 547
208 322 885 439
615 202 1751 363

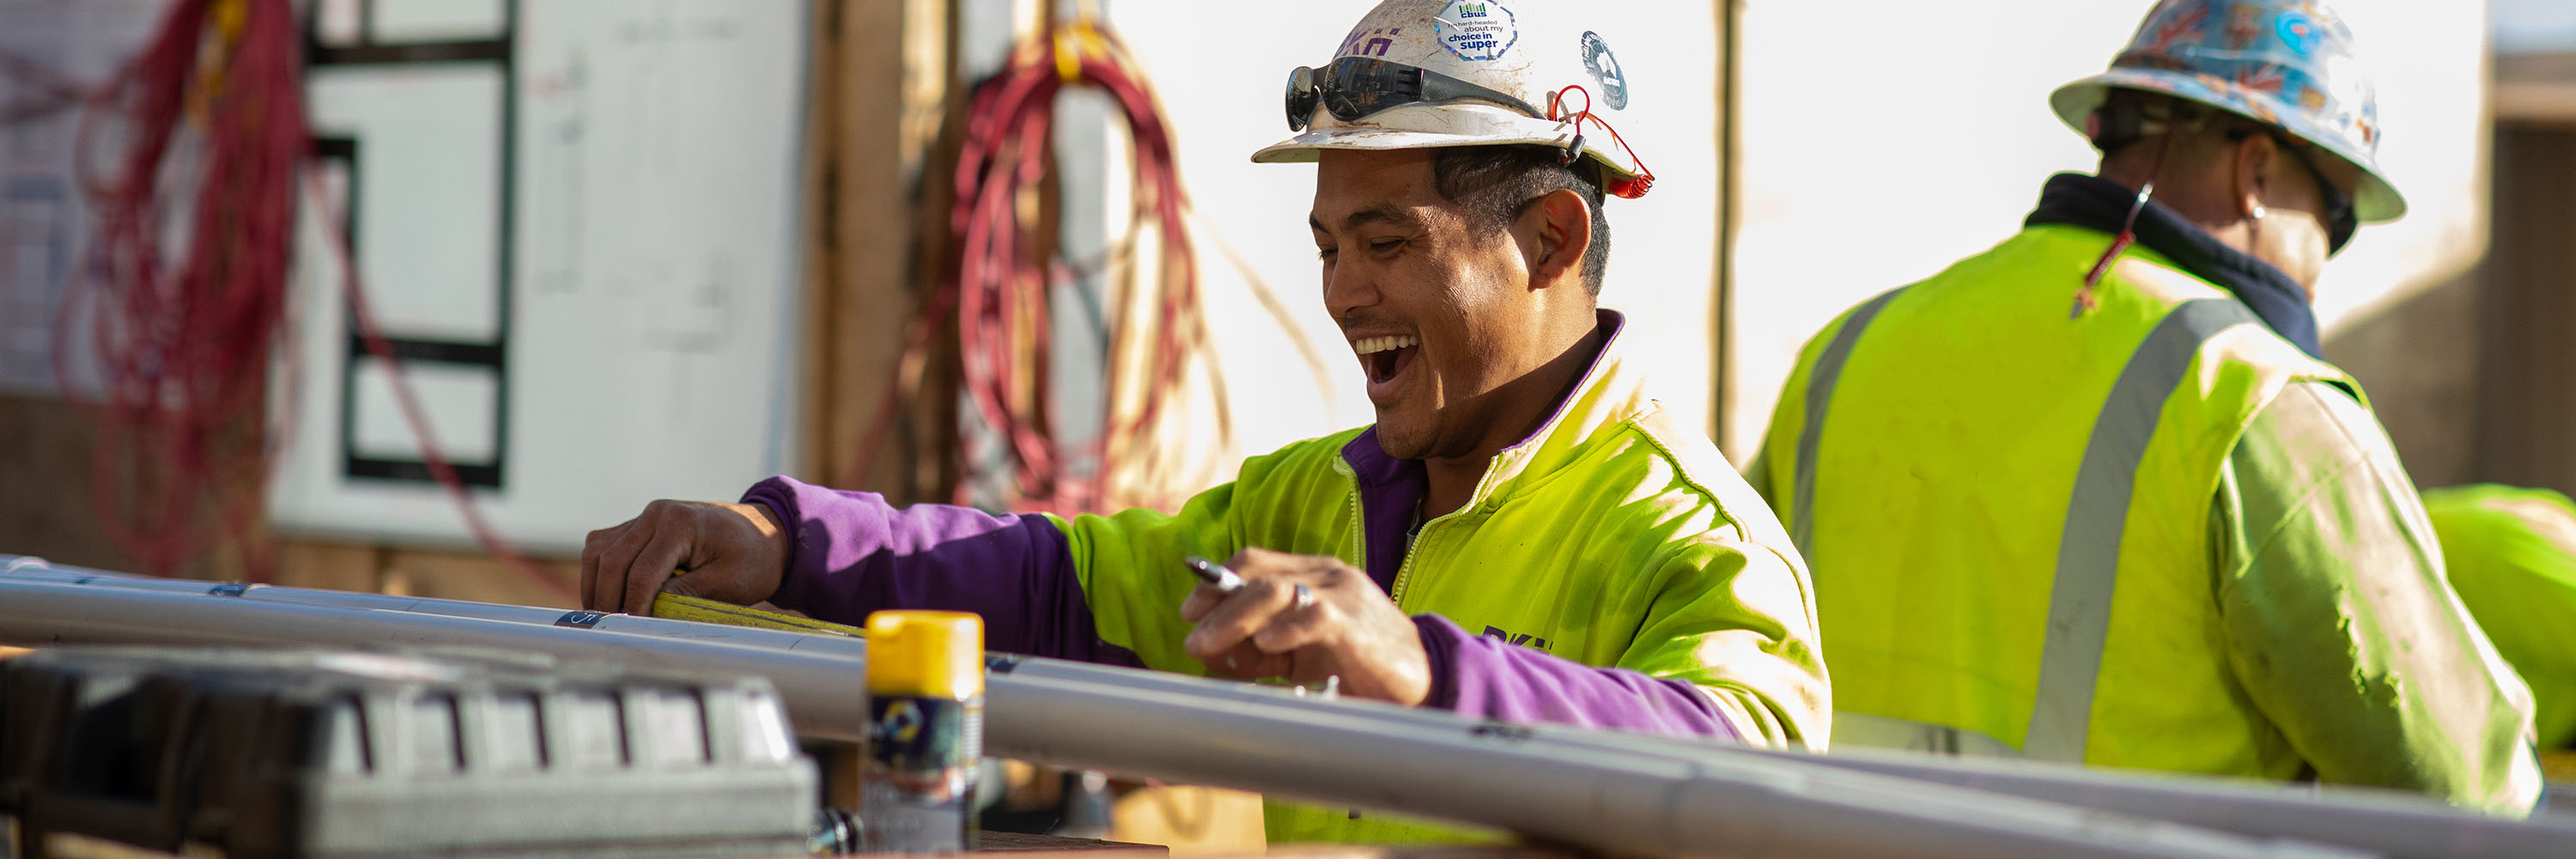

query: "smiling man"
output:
580 0 1826 844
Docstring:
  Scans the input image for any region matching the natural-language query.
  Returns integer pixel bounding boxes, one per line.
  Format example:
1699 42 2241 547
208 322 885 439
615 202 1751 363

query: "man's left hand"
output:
1178 547 1432 706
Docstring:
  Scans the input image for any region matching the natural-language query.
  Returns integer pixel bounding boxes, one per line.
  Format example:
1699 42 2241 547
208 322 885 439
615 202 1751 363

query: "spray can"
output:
860 610 984 852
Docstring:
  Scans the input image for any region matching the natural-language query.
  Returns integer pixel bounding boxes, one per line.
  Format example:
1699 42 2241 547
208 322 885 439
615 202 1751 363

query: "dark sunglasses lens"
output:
1322 88 1374 121
1284 67 1319 131
2315 166 2357 256
2286 141 2359 256
1321 57 1404 120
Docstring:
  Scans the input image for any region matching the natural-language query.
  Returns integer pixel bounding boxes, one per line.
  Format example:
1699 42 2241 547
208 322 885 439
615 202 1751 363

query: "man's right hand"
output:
580 499 790 615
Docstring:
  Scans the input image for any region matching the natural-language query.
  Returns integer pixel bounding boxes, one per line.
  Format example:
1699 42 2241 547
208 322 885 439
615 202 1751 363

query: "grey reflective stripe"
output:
2022 298 2258 762
1791 288 1907 560
1833 712 2019 758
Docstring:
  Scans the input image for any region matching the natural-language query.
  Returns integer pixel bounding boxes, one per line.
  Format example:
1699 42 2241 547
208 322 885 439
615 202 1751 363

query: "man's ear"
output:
2233 134 2274 220
1514 188 1592 290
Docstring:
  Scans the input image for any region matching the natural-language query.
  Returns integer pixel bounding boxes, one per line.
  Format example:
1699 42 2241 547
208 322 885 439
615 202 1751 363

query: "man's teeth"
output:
1353 335 1420 356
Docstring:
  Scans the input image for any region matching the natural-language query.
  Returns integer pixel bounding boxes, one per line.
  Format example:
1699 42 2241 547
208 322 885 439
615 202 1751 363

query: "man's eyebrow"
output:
1309 203 1421 234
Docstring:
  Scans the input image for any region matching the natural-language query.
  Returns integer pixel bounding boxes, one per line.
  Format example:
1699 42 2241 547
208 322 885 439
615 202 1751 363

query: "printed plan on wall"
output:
268 0 806 551
0 0 167 395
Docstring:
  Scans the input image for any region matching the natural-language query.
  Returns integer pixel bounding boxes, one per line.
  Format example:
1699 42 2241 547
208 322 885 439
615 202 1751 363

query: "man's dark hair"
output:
1430 145 1612 295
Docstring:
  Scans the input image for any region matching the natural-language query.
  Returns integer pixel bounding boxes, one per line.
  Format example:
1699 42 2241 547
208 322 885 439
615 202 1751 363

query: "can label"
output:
860 694 981 851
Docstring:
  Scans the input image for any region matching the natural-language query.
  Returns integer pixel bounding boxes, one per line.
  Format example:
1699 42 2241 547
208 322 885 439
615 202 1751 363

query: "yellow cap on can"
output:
864 610 985 698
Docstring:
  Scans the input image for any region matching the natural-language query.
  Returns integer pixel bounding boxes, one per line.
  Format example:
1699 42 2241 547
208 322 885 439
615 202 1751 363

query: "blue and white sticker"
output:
1434 0 1517 62
1581 31 1627 110
2275 11 2319 55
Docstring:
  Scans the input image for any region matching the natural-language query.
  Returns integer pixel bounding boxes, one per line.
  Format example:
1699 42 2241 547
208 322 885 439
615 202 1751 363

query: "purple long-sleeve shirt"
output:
743 320 1738 740
746 472 1736 740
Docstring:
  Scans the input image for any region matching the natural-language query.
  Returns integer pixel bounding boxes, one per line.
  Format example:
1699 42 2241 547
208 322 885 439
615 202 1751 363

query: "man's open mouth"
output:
1355 334 1419 387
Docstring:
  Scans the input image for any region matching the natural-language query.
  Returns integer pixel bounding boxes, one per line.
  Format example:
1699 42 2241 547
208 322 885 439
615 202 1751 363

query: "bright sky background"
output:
2496 0 2576 54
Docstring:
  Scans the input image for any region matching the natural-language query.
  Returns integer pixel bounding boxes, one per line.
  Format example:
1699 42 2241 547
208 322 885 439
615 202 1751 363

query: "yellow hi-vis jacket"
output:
1750 223 2540 812
1056 317 1830 844
2421 484 2576 750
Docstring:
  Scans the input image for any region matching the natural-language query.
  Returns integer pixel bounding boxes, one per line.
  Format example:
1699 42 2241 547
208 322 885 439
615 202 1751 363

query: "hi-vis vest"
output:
1055 322 1829 845
1755 224 2356 776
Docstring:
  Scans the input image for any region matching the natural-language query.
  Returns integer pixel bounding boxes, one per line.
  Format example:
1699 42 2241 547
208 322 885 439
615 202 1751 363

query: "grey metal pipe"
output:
1010 657 2576 859
989 648 2576 859
0 575 879 740
0 563 871 660
5 561 2567 856
982 667 2366 859
0 574 2356 859
1728 745 2576 857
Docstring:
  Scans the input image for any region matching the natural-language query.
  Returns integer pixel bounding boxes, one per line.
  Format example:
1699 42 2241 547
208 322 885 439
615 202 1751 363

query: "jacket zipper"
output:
1343 486 1364 568
1389 523 1427 605
1390 508 1465 606
1388 460 1510 606
1346 472 1443 607
1347 460 1482 606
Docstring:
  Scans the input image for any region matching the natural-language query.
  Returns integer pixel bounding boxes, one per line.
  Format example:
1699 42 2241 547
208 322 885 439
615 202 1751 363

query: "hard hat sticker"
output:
1434 0 1516 62
1581 31 1626 110
2275 11 2318 55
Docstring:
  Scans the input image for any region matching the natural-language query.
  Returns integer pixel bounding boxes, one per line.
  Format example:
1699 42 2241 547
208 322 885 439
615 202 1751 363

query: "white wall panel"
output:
269 0 807 551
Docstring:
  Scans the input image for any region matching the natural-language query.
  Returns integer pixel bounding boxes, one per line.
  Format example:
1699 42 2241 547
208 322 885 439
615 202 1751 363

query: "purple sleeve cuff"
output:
742 475 1139 666
1414 613 1740 741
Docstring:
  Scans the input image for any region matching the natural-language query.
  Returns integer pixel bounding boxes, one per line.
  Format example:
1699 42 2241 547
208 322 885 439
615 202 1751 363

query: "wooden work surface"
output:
817 836 1572 858
944 840 1568 859
974 831 1168 853
960 836 1571 857
1264 846 1574 859
2540 750 2576 783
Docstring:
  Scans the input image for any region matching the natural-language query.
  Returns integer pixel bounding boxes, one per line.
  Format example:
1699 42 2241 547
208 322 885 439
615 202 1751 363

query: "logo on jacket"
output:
1482 625 1554 652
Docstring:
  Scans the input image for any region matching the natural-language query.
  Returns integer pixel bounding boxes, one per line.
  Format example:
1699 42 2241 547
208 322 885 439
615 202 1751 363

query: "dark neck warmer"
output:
2024 173 2324 358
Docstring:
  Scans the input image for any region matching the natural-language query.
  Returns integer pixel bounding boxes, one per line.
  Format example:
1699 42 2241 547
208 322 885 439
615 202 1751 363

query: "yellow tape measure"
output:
647 591 866 638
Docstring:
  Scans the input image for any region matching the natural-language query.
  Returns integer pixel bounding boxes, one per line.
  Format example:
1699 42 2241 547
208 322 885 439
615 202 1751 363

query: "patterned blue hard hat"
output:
2051 0 2403 222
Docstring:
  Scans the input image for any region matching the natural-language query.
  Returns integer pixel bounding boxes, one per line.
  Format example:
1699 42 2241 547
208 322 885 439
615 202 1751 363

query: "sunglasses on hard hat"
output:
2274 135 2358 256
1283 56 1546 131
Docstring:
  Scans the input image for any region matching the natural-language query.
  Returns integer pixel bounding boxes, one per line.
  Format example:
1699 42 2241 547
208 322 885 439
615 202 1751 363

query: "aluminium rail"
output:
3 559 2561 858
0 557 2557 857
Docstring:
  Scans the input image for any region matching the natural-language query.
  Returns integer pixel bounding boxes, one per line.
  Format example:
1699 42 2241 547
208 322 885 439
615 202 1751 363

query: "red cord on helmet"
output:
1548 85 1654 199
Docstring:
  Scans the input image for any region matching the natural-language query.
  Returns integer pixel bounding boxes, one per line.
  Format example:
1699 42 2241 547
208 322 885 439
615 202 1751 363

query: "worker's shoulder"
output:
2216 381 2411 545
2233 380 2393 473
1605 400 1799 557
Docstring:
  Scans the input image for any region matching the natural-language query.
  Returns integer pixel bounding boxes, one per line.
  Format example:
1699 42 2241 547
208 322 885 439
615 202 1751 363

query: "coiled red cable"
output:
63 0 303 578
862 21 1221 514
56 0 573 600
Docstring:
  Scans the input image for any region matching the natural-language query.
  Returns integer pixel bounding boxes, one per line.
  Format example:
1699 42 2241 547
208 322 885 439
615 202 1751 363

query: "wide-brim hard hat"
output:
2051 0 2405 222
1251 0 1650 187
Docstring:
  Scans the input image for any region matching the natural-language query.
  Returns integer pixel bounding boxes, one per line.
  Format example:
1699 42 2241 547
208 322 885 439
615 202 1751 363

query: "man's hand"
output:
1178 547 1431 706
580 500 789 615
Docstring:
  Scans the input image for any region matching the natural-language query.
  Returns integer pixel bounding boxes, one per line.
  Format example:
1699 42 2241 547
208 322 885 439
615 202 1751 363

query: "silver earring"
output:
2249 204 2267 221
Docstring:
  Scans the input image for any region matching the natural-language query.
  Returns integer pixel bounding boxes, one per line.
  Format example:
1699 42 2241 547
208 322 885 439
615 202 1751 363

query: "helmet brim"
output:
2052 73 2405 223
1250 102 1645 181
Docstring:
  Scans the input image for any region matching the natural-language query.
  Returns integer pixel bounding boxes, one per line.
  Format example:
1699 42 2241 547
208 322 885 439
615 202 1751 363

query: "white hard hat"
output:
1251 0 1653 198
